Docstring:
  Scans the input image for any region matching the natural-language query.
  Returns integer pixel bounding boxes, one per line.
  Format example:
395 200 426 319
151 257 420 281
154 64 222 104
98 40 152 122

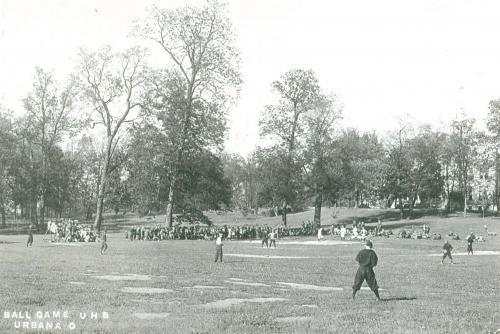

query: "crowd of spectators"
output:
125 221 319 241
45 219 97 242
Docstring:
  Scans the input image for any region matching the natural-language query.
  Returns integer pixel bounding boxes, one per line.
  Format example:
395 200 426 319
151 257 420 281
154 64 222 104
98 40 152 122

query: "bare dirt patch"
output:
134 313 170 320
93 274 151 281
275 316 312 323
225 253 311 259
184 285 225 289
243 240 358 246
68 281 86 285
276 282 343 291
201 297 288 309
120 287 173 294
224 280 271 287
427 251 499 256
301 304 318 308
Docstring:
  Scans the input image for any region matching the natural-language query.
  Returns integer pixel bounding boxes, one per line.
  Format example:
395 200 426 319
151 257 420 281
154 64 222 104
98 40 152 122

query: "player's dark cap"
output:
365 240 373 248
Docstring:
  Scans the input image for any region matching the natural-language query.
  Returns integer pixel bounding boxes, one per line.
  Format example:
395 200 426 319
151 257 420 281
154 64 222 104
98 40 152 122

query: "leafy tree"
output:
384 124 444 219
384 121 414 219
22 67 76 224
405 127 444 218
135 0 241 227
0 110 16 225
65 135 101 220
220 153 247 211
487 98 500 211
259 69 321 225
336 130 386 208
254 146 304 217
125 122 165 216
303 94 342 226
450 116 478 217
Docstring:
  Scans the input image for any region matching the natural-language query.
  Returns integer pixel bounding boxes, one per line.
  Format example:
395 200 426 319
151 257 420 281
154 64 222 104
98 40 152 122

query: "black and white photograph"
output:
0 0 499 333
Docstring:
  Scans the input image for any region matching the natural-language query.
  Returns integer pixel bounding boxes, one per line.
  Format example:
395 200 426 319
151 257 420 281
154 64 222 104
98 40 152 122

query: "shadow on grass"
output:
380 296 417 302
0 240 18 244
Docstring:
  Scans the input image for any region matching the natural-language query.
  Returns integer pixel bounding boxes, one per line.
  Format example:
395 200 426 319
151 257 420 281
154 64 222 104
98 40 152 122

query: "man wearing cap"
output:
352 240 381 301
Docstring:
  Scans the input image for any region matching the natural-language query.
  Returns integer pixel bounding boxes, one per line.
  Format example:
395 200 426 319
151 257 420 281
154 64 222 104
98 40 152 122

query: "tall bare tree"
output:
135 0 241 227
77 46 148 231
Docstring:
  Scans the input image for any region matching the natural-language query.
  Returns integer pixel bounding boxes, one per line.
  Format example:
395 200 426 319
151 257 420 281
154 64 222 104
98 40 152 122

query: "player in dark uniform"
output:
442 240 453 264
100 229 108 255
352 240 380 301
466 233 475 255
261 233 268 248
27 224 34 247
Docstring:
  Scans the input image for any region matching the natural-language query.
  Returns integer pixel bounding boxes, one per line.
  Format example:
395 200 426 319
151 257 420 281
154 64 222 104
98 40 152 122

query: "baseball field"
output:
0 210 499 334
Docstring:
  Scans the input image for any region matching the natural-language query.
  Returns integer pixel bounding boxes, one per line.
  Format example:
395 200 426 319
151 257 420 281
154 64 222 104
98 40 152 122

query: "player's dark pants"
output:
100 241 108 254
27 235 33 247
352 266 379 292
467 244 473 254
442 251 453 262
214 245 223 262
262 238 268 248
269 239 276 248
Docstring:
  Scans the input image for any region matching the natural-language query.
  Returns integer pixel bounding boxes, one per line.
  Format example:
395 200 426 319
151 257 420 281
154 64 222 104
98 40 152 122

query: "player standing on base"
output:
352 240 381 301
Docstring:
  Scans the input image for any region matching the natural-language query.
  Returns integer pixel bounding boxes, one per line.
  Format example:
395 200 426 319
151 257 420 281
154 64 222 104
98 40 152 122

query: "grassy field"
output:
0 211 499 333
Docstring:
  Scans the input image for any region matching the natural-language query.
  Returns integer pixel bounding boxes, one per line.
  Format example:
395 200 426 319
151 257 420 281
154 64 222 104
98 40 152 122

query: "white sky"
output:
1 0 500 156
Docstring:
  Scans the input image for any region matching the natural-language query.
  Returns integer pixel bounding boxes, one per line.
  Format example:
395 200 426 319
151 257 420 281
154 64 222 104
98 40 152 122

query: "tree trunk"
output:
281 200 287 226
463 193 467 218
40 191 45 226
496 150 499 215
445 164 451 213
94 139 112 232
463 175 467 218
1 203 6 226
354 184 359 208
30 200 38 225
165 174 177 228
94 180 107 232
313 193 322 228
398 198 404 220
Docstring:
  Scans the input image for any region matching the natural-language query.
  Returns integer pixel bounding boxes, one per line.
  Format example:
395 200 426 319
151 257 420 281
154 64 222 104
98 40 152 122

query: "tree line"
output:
1 1 500 231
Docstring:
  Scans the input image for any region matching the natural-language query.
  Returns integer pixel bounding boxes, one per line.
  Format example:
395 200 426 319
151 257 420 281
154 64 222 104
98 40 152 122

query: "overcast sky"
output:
1 0 500 156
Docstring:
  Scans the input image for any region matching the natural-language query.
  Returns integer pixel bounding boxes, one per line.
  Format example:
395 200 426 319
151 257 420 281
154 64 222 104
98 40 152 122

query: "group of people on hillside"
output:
327 219 393 241
125 222 319 242
45 219 97 243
